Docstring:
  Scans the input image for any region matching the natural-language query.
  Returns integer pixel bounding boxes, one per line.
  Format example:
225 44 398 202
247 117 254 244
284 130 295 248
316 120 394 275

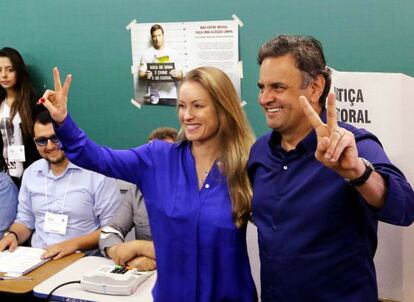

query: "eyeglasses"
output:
33 135 60 146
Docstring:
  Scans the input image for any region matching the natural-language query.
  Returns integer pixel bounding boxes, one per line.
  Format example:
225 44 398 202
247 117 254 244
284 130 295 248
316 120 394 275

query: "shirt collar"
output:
37 159 80 178
268 109 327 153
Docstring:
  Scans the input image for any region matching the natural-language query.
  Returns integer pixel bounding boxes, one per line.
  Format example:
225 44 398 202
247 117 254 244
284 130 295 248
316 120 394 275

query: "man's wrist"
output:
346 158 366 180
345 158 375 186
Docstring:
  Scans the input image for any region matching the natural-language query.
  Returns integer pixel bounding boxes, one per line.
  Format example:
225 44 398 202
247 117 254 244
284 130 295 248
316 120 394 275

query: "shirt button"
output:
205 184 210 189
272 224 278 231
283 165 288 170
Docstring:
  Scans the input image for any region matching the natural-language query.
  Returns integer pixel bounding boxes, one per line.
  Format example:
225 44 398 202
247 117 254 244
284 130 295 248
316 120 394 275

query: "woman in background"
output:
0 47 40 186
41 66 257 302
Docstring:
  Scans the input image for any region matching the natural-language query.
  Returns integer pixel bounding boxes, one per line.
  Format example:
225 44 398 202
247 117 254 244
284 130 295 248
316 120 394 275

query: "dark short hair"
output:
257 34 331 107
150 24 164 36
148 127 177 142
34 110 53 126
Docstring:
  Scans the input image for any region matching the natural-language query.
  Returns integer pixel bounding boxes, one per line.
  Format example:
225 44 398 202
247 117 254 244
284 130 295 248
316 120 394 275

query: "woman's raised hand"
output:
40 67 72 124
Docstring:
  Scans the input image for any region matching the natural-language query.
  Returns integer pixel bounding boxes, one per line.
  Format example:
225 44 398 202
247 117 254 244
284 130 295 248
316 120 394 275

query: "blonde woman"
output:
41 66 257 302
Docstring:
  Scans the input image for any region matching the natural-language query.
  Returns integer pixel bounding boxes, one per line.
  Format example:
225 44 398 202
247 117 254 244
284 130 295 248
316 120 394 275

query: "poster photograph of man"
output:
138 24 183 106
130 20 240 107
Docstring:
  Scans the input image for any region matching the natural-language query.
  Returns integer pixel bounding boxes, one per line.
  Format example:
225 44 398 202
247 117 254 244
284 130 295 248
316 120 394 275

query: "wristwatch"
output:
345 158 375 186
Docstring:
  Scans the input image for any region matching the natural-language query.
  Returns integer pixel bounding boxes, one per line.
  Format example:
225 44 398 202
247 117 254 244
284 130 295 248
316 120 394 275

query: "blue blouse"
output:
56 115 257 302
248 111 414 302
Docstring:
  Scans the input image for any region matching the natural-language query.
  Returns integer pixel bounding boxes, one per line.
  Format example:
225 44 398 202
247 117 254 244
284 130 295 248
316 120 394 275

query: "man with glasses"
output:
0 110 121 259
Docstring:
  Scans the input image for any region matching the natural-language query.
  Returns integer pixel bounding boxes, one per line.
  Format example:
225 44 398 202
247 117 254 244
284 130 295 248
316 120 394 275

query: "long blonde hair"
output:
179 67 255 228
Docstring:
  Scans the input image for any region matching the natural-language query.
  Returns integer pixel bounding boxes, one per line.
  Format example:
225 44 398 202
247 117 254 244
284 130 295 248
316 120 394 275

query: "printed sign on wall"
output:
130 20 240 107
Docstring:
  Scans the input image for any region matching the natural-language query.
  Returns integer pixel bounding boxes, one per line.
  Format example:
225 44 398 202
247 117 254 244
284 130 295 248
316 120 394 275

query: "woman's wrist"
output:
3 230 19 243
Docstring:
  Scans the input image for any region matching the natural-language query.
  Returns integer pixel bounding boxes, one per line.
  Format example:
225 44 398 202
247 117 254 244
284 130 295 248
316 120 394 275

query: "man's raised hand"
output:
300 92 361 178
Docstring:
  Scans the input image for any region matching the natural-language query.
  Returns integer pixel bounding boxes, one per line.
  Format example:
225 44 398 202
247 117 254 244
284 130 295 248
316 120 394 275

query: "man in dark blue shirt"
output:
248 34 414 302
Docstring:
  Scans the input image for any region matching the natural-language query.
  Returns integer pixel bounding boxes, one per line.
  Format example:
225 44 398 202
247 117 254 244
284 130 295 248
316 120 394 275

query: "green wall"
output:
1 0 413 148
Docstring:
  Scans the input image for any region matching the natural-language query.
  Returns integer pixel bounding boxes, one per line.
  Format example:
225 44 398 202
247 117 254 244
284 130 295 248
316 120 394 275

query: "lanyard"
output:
45 169 73 214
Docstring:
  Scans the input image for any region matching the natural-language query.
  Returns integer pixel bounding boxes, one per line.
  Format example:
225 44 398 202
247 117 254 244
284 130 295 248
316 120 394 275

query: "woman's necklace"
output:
196 161 215 189
193 145 219 189
198 170 209 185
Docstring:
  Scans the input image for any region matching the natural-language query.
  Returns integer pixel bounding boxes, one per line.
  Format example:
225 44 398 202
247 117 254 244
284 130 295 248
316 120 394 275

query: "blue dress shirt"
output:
16 159 121 248
0 171 18 237
55 114 257 302
248 112 414 302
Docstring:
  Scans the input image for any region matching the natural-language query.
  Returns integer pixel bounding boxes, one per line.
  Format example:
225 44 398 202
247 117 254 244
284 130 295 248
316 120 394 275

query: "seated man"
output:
0 171 18 237
0 111 121 259
100 126 177 271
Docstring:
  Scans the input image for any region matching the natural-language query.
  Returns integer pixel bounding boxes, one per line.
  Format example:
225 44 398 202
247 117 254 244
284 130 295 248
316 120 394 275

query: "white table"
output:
33 256 156 301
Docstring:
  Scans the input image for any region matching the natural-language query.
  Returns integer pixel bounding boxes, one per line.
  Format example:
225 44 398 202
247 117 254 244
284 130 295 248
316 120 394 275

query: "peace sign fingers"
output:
53 66 62 91
41 67 72 124
53 67 72 98
326 92 338 130
299 95 327 136
300 93 345 163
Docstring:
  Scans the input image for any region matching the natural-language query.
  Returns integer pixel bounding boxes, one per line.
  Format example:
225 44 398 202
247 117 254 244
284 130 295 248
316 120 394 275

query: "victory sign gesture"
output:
40 67 72 124
300 92 364 180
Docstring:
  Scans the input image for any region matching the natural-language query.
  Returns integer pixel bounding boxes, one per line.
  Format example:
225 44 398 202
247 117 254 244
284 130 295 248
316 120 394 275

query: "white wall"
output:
333 71 414 301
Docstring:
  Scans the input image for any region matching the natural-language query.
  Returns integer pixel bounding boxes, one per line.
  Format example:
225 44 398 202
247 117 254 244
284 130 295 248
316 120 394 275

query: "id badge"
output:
7 145 26 162
44 212 68 235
